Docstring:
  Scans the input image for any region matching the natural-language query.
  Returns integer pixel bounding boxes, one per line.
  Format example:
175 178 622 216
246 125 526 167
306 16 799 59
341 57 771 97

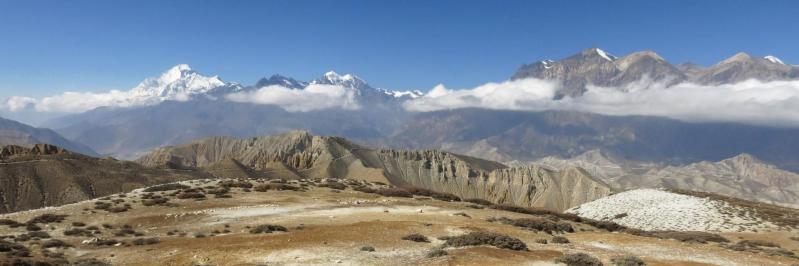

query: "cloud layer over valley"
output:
404 78 799 127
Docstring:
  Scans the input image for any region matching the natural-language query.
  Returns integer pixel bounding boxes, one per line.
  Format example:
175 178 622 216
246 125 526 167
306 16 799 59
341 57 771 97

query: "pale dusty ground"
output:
1 180 798 266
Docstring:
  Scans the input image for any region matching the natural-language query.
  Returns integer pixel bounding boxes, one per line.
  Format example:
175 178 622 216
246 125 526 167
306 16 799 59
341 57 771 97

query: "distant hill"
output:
0 116 98 157
137 131 612 211
0 144 210 213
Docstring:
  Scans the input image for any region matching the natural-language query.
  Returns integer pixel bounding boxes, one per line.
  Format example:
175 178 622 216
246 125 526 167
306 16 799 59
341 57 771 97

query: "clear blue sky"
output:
1 0 797 98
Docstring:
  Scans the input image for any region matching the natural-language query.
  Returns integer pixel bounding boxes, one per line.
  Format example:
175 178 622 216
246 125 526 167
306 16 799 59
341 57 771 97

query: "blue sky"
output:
0 0 797 99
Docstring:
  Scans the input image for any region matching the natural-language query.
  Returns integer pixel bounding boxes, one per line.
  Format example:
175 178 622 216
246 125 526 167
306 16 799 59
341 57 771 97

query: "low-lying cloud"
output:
225 84 360 112
404 78 799 127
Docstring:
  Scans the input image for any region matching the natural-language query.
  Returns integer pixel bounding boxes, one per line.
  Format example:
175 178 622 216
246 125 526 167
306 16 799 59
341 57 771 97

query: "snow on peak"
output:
131 64 228 100
594 48 616 61
764 55 785 65
380 89 424 99
540 60 555 69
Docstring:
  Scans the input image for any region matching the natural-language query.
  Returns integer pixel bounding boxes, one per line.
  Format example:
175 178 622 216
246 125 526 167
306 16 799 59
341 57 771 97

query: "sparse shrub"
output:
26 231 51 239
611 255 645 266
113 228 141 237
254 183 300 192
613 213 628 219
194 233 206 238
176 192 206 199
219 180 254 189
25 224 42 231
73 258 112 266
551 236 570 244
249 224 288 234
142 197 169 206
27 214 68 224
94 202 111 210
0 240 31 258
107 206 130 213
499 217 574 234
0 219 23 228
377 188 413 198
360 245 375 252
132 238 160 245
353 186 377 194
403 187 461 201
319 181 347 190
736 239 780 248
535 239 548 244
555 253 603 266
91 239 121 246
466 204 485 209
402 233 430 243
452 212 471 218
64 228 94 237
426 248 448 258
41 239 72 249
464 198 493 205
646 231 729 244
143 183 190 192
71 222 86 227
444 232 527 251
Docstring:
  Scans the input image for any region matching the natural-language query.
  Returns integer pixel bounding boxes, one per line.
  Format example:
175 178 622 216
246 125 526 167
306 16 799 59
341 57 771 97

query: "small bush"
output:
555 253 603 266
647 231 729 244
360 245 375 252
535 239 548 244
249 224 288 234
142 197 169 206
426 248 448 258
176 192 206 199
25 224 42 232
499 217 574 234
107 206 130 213
353 186 377 194
22 231 51 240
143 183 190 192
736 239 780 248
91 239 121 246
551 236 570 244
377 188 413 198
444 232 527 251
402 187 461 202
402 233 430 243
132 238 160 246
611 255 645 266
464 198 493 205
254 184 300 192
71 222 86 227
790 236 799 242
27 214 68 224
0 219 23 228
319 181 347 190
73 258 112 266
64 228 94 237
41 239 72 249
218 180 254 189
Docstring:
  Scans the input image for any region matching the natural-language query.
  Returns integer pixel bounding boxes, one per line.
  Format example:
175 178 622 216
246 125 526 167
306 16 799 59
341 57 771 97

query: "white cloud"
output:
404 78 799 127
225 84 360 112
1 96 37 112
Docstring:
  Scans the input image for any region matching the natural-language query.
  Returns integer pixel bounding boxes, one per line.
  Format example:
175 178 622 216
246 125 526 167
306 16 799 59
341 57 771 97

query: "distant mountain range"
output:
5 48 792 176
512 48 799 98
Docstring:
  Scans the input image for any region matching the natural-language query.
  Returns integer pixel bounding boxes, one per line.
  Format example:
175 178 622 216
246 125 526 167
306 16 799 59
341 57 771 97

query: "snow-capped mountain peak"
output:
131 64 228 99
764 55 785 65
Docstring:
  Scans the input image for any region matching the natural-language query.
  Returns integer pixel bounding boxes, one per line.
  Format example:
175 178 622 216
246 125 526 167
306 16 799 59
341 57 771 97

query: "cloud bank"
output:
225 84 360 112
404 78 799 127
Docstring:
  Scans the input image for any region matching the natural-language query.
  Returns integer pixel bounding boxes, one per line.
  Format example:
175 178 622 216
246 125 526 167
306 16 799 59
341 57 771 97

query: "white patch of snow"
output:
595 48 616 61
764 55 785 65
566 189 773 232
